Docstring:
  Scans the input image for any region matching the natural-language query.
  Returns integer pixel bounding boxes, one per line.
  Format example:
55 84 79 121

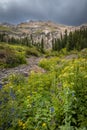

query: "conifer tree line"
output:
0 33 44 53
52 28 87 51
0 28 87 52
0 33 33 47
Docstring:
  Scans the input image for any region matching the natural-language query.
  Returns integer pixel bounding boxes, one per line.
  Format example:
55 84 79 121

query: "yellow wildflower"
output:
84 75 87 78
22 123 26 129
42 123 46 127
62 72 68 78
27 95 31 98
35 128 38 130
63 83 69 88
18 120 23 126
27 104 31 107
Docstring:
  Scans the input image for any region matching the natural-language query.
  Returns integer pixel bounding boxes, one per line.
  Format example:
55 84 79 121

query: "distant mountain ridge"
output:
0 21 87 48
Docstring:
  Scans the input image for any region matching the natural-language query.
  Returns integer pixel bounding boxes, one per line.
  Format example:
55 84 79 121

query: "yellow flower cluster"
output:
42 123 46 127
27 95 31 99
58 58 87 89
26 95 32 107
18 120 26 129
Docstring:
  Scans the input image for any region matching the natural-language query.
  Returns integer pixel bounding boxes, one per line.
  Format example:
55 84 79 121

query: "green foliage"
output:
40 38 45 53
39 57 59 70
0 43 41 68
52 28 87 52
0 51 87 130
0 43 26 68
26 47 41 57
6 53 26 67
0 32 44 54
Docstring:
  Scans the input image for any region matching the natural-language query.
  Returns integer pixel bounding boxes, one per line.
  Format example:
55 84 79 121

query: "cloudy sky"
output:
0 0 87 25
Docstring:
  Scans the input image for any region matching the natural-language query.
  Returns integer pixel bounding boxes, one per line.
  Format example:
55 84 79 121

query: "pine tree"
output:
40 38 44 53
66 32 73 51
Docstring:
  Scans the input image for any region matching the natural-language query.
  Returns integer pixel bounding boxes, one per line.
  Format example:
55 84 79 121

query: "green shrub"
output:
0 43 26 68
6 54 26 67
26 47 40 57
39 57 59 70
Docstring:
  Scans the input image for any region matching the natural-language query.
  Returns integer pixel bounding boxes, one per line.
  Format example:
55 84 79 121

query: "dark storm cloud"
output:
0 0 87 25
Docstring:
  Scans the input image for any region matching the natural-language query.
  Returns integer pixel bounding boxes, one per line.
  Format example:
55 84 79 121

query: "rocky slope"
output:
0 56 45 84
0 21 87 48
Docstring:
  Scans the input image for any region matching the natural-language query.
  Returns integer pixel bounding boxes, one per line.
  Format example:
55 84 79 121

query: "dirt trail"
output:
0 54 78 84
0 56 45 84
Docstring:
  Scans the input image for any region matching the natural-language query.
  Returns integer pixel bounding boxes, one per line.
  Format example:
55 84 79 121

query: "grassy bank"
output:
0 42 41 68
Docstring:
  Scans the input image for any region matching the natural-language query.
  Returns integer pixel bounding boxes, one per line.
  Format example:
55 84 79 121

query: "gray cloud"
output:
0 0 87 25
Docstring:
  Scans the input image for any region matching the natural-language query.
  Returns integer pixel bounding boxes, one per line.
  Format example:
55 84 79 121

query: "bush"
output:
39 57 59 70
0 43 26 68
26 47 41 57
6 54 26 67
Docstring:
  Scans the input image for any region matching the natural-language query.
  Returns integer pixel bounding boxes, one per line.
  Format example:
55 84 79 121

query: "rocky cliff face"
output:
17 21 75 48
0 21 87 49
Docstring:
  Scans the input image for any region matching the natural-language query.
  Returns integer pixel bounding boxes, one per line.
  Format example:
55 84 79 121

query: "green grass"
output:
0 25 11 31
0 42 41 68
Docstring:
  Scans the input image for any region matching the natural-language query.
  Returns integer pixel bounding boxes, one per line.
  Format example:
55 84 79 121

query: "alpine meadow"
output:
0 0 87 130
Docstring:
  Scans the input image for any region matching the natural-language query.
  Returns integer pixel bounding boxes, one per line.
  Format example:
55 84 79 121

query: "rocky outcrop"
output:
0 56 46 84
17 21 75 48
0 21 87 49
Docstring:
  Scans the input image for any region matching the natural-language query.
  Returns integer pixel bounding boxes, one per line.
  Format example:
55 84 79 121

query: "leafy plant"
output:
0 51 87 130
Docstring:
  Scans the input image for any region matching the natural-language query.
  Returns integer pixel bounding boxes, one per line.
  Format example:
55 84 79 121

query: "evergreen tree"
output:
52 38 55 50
63 29 68 48
66 32 73 51
40 37 44 53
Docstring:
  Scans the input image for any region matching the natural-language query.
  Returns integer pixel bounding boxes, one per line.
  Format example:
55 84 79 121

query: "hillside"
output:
0 21 86 49
0 21 87 130
0 48 87 130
